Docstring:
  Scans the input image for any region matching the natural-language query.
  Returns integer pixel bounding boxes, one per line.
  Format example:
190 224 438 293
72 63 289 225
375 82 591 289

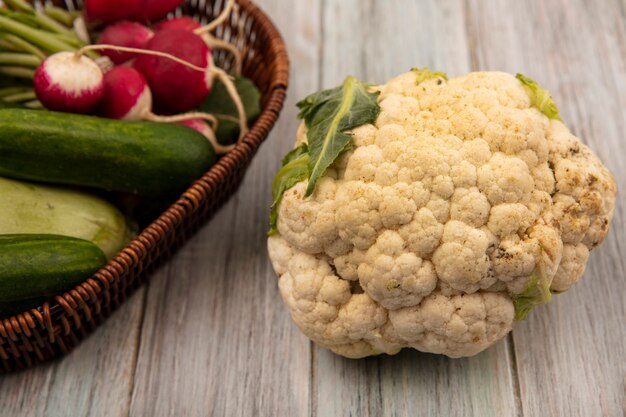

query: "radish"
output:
176 119 237 154
155 16 243 75
135 0 185 22
132 29 247 137
83 0 140 24
97 66 151 120
177 119 211 135
133 29 210 114
42 42 246 151
33 52 104 114
97 66 235 154
97 21 154 64
154 16 201 32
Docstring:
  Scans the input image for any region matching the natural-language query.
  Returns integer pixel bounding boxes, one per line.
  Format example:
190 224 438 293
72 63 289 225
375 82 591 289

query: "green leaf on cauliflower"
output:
281 142 309 166
297 75 381 197
269 143 310 235
516 73 562 121
513 253 553 320
411 67 448 85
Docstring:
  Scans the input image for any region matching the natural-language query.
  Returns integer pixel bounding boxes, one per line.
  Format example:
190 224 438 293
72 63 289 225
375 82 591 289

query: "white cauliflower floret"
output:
357 230 437 310
432 221 494 292
389 292 514 357
276 180 338 254
397 208 443 258
269 70 617 358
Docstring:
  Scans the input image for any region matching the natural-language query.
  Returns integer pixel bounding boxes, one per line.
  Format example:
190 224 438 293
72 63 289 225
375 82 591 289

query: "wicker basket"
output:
0 0 288 372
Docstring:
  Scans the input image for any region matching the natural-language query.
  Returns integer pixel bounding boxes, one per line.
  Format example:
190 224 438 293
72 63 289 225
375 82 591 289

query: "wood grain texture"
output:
314 342 519 417
1 1 625 416
0 288 146 417
466 0 626 416
321 0 472 86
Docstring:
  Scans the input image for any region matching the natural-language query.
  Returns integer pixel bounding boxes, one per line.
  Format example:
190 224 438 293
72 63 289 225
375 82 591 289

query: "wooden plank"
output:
127 1 320 416
321 0 471 86
0 364 51 417
315 342 518 417
466 0 626 416
312 1 520 416
0 289 146 417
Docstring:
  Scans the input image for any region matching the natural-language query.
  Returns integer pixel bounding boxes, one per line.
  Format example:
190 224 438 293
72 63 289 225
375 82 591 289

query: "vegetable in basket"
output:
0 0 90 108
98 15 243 75
0 108 216 197
96 21 154 64
33 41 247 153
2 0 253 154
83 0 184 24
267 69 617 358
0 234 107 316
0 176 135 259
0 0 264 320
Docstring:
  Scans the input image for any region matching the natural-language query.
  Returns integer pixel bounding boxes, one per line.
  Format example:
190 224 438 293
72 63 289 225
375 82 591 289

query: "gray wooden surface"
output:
1 0 624 416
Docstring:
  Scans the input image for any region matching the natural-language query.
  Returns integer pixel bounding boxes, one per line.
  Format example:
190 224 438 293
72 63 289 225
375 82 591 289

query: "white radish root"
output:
194 0 235 35
194 0 243 75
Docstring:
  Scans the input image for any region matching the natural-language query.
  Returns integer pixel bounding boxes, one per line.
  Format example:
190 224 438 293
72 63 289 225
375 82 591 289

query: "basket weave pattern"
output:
0 0 288 372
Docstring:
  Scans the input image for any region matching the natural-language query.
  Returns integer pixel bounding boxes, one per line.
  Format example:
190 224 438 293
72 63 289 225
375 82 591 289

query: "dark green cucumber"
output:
0 101 21 109
0 234 107 316
0 109 216 197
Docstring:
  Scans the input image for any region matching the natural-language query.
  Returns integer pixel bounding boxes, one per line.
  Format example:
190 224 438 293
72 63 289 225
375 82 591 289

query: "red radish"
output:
97 21 154 64
135 0 185 22
97 66 208 123
83 0 140 24
133 29 247 138
70 42 246 151
84 0 182 23
97 66 234 154
156 16 243 75
154 16 201 32
133 29 213 114
175 119 235 153
177 118 213 137
97 66 152 120
34 52 104 114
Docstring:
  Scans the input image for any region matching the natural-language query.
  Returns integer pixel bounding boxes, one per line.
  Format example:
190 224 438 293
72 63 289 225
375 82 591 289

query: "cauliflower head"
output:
267 70 617 358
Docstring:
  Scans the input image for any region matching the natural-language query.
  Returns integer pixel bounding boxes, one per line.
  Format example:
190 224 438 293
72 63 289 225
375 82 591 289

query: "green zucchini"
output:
0 176 135 259
0 109 216 197
0 234 106 316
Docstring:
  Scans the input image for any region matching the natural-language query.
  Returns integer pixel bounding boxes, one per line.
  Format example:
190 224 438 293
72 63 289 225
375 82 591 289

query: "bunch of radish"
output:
31 0 248 154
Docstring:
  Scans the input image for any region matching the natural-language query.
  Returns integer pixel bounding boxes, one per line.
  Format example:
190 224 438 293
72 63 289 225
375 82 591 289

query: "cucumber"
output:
0 101 21 109
0 234 107 316
0 109 216 197
0 176 135 259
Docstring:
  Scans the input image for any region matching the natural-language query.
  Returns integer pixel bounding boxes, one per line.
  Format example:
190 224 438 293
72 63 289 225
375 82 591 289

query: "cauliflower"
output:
267 70 617 358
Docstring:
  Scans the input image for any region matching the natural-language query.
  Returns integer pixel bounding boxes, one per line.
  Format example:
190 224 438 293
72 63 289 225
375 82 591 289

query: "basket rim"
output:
1 0 289 344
